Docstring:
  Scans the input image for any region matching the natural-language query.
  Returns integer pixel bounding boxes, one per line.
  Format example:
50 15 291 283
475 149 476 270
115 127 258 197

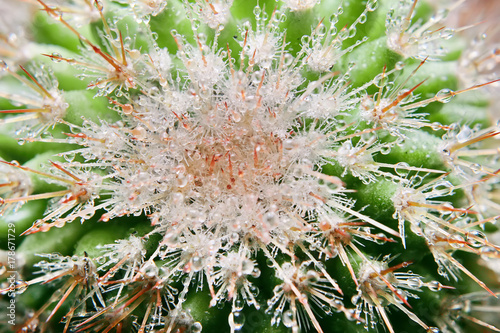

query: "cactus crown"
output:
0 0 499 332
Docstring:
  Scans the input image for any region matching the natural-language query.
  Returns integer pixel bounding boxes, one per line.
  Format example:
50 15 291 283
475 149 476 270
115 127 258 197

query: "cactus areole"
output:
0 0 499 333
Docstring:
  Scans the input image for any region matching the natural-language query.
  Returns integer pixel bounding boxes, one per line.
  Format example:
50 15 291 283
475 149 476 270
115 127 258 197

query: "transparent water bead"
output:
282 309 294 327
436 89 454 103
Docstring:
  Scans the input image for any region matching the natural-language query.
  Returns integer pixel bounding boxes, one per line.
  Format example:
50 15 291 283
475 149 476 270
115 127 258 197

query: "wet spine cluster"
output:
0 0 500 333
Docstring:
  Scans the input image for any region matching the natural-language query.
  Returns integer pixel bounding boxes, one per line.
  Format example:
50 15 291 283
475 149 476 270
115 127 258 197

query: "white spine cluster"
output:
0 1 499 333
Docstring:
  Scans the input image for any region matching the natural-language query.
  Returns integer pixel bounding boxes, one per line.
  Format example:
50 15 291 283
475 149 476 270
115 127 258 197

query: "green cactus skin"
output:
1 1 499 333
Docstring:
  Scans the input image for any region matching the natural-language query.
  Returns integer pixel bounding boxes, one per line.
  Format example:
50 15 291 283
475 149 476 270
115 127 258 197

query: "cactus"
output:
1 0 500 332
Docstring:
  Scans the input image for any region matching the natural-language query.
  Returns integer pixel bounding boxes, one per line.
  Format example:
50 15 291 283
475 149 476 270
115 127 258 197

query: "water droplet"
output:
15 280 28 294
234 298 245 312
470 163 482 174
172 192 184 205
427 281 442 292
229 232 239 243
176 175 188 188
480 246 498 260
306 270 320 283
231 110 242 122
51 53 62 62
241 259 254 275
96 80 107 89
359 13 367 24
233 311 245 329
143 263 158 277
266 258 274 267
448 234 464 249
395 162 410 176
282 310 294 327
249 284 259 297
348 27 357 38
317 23 327 36
191 256 203 271
283 139 295 150
96 256 106 265
373 73 388 88
163 233 178 246
264 212 278 227
436 89 454 103
374 233 388 244
191 322 202 333
253 6 261 17
430 122 443 131
407 277 422 288
379 145 391 155
366 0 378 11
440 29 454 40
466 230 487 247
182 275 191 286
63 152 75 162
300 35 310 45
395 61 405 70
